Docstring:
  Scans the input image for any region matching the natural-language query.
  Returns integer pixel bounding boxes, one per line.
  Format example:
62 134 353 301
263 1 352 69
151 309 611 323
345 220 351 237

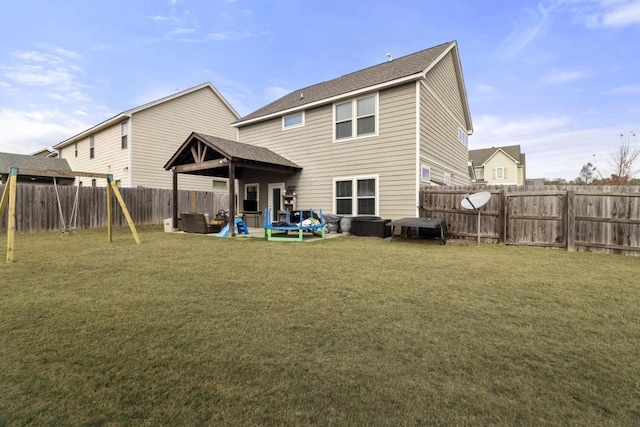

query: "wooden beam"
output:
14 167 110 179
190 146 199 163
6 170 17 263
174 158 228 173
172 169 178 229
109 181 141 245
0 181 9 220
106 178 113 242
229 162 235 237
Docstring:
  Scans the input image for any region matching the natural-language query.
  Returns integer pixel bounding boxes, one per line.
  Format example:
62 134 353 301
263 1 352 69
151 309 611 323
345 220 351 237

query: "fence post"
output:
498 189 506 243
566 189 575 251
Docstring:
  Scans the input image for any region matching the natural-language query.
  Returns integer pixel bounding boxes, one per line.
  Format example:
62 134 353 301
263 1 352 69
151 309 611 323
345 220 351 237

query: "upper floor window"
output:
334 94 377 141
74 142 78 157
458 128 468 146
89 136 95 159
121 122 128 149
283 112 304 129
496 167 505 180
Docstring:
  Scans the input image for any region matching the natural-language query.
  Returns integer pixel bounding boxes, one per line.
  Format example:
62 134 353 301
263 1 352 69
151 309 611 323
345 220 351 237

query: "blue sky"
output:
1 0 639 180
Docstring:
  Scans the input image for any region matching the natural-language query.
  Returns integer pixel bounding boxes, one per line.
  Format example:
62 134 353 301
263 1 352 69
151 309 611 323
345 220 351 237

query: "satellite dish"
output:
461 191 491 210
460 191 491 246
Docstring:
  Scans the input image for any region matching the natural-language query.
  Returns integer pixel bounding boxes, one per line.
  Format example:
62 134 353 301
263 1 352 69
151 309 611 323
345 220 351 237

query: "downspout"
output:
415 80 421 218
127 114 133 186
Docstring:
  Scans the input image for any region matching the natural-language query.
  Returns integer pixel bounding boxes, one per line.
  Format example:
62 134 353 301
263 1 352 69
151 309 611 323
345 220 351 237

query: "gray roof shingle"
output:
164 132 301 170
469 145 524 166
0 152 72 176
194 133 301 168
237 41 454 124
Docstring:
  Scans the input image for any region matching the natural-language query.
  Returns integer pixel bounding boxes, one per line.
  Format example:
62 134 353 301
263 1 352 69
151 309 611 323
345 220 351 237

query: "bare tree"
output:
578 162 596 184
608 131 639 185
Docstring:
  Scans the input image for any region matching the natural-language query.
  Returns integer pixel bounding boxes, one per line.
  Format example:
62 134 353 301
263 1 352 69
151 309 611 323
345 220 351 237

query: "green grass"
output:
1 227 639 425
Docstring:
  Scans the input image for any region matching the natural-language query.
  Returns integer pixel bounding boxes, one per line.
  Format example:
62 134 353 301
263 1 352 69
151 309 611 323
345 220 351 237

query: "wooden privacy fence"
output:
0 184 227 233
421 185 640 255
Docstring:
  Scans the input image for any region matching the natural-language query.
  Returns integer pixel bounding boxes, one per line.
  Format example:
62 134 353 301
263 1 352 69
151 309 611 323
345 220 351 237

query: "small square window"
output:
283 113 304 129
91 179 96 187
421 165 431 183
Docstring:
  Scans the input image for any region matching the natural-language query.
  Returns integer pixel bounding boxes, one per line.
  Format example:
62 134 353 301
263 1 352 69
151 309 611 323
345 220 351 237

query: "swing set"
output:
1 166 141 263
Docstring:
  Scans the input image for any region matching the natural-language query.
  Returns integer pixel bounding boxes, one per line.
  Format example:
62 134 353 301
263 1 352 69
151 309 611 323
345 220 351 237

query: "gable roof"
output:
164 132 301 177
0 151 72 176
54 82 240 150
469 145 524 166
235 41 471 129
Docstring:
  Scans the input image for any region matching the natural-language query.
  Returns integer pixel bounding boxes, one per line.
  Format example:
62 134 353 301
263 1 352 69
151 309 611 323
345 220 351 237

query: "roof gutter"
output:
233 72 425 128
54 113 131 149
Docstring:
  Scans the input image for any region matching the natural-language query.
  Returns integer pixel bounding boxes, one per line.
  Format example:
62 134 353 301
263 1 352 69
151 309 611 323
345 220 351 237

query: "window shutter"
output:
492 168 496 180
504 168 508 179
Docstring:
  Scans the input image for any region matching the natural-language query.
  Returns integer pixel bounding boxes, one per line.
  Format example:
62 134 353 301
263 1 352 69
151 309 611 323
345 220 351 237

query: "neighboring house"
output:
0 152 73 185
53 82 239 191
469 145 526 185
228 40 473 220
30 148 54 157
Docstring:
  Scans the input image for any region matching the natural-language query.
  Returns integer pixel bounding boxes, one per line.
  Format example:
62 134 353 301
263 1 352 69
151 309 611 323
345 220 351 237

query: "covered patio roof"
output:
164 132 301 236
164 132 301 178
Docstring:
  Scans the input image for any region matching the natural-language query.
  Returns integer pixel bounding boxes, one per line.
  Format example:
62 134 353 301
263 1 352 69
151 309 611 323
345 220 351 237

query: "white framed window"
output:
121 121 128 149
212 179 227 189
334 94 378 141
282 112 304 129
89 136 95 159
444 172 451 186
458 128 468 146
333 175 378 216
420 165 431 183
496 167 505 180
74 142 78 157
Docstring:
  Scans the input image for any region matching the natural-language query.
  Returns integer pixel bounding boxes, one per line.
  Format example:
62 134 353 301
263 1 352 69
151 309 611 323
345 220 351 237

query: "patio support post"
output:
228 161 236 237
172 167 178 230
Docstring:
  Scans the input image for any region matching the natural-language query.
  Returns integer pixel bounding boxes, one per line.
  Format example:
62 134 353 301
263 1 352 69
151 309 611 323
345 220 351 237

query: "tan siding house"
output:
469 145 526 185
54 82 239 190
233 41 473 220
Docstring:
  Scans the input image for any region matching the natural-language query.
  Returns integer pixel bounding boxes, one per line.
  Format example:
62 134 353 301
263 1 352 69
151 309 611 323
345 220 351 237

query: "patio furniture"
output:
180 213 223 234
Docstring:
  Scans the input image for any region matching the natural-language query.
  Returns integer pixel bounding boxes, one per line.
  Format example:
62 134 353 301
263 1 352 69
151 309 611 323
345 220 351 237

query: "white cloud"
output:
264 86 290 102
605 83 640 94
170 28 195 35
497 3 553 60
601 0 640 26
561 0 640 27
476 83 495 94
1 49 84 90
471 113 629 179
540 69 590 84
74 109 88 116
0 108 90 153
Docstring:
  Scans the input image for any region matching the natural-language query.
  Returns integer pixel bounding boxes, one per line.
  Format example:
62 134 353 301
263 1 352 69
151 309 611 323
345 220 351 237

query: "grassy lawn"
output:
1 226 639 425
